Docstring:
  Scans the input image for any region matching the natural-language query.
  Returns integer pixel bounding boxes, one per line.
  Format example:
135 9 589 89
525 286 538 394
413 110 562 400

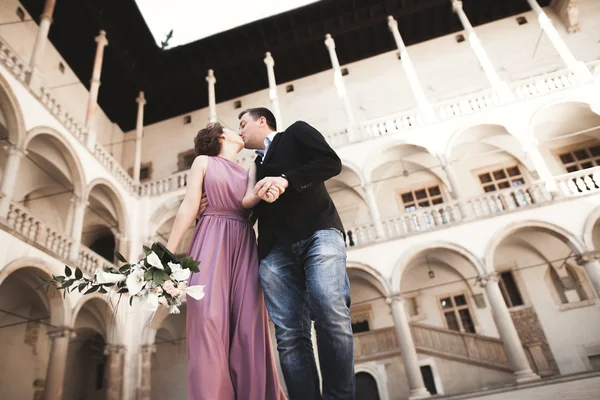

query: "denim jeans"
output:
259 229 355 400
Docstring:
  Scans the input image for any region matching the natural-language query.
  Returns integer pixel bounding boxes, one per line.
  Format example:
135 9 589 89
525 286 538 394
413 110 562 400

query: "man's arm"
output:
283 121 342 192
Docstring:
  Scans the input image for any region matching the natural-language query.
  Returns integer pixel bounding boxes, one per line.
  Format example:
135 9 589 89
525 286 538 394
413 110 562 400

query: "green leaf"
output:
143 245 152 256
78 282 87 292
102 283 116 287
84 286 99 295
153 271 170 285
129 296 134 307
144 269 154 281
117 288 129 294
98 287 108 294
119 265 131 274
75 268 83 280
54 275 65 283
64 266 72 277
62 279 75 288
181 256 201 273
114 250 128 263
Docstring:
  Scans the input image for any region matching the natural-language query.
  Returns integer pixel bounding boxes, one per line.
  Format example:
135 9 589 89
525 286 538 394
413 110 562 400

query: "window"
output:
178 149 196 171
286 84 295 93
350 304 372 334
420 366 438 395
234 100 242 109
16 7 25 21
183 115 192 124
549 265 589 305
455 34 465 43
341 68 349 76
559 145 600 173
516 16 528 25
440 294 476 334
399 185 446 229
58 62 65 74
405 296 419 317
139 166 151 181
499 271 524 308
478 166 525 192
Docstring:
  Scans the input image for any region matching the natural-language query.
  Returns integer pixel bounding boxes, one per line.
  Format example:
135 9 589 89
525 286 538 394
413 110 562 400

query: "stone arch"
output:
355 363 389 400
22 126 86 198
347 262 392 298
392 241 485 293
529 101 600 143
582 205 600 251
149 194 184 234
71 294 123 344
86 177 129 237
485 220 586 271
0 70 26 147
0 257 70 326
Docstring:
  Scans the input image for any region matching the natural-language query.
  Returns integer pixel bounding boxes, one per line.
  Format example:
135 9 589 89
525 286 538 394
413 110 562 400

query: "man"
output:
238 107 355 400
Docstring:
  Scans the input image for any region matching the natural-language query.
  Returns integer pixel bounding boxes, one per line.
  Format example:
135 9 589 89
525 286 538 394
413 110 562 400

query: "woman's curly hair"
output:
194 122 223 157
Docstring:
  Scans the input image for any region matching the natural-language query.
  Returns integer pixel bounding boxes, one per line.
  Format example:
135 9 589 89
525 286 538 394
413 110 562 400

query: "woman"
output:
166 123 286 400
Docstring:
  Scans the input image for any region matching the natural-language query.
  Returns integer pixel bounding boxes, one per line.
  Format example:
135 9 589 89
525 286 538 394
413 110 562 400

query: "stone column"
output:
28 0 56 84
324 34 356 141
521 139 559 195
387 296 430 399
206 69 217 123
578 252 600 298
451 1 513 101
0 145 26 218
104 344 125 400
479 273 540 383
68 195 87 261
264 52 283 128
44 326 74 400
387 16 436 122
133 91 146 182
439 157 470 218
526 0 591 81
85 30 109 150
362 182 385 238
138 344 155 400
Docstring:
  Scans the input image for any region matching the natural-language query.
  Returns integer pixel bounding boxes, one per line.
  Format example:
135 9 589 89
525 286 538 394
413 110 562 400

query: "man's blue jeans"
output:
259 229 355 400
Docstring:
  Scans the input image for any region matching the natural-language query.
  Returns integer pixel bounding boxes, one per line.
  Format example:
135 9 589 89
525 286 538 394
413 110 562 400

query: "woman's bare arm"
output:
166 156 209 253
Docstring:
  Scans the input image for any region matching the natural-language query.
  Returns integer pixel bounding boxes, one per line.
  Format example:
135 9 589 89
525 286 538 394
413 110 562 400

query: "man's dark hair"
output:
238 107 277 131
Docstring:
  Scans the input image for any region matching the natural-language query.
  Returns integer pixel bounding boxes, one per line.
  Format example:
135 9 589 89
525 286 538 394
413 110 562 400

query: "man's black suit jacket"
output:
253 121 345 259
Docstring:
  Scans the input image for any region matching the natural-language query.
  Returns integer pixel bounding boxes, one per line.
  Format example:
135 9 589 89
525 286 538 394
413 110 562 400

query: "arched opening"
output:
0 266 59 399
151 306 187 399
492 223 596 375
355 372 380 400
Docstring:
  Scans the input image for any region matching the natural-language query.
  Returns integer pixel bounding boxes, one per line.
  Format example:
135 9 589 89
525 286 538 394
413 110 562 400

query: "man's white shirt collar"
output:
256 131 279 161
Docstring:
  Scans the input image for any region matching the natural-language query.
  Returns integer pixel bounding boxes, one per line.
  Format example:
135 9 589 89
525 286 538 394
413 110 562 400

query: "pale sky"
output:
135 0 322 49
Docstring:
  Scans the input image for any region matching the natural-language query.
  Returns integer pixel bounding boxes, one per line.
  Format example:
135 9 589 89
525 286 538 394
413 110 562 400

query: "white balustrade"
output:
358 108 422 140
0 41 30 82
435 89 500 120
512 68 576 99
78 244 118 276
556 166 600 196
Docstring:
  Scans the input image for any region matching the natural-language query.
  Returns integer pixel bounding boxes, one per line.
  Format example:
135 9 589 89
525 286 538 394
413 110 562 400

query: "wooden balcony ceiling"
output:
20 0 550 131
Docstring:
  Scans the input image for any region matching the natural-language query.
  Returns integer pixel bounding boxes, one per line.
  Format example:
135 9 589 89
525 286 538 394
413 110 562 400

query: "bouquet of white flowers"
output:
39 243 204 314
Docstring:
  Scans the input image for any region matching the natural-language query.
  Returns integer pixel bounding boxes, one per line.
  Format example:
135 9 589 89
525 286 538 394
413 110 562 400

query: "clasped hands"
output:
254 176 288 203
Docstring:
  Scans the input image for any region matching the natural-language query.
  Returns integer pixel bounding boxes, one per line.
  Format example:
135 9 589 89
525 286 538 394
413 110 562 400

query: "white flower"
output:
169 305 180 314
158 296 168 306
168 261 181 272
146 252 164 270
95 270 126 284
142 291 159 312
126 268 146 296
171 268 190 282
185 285 205 300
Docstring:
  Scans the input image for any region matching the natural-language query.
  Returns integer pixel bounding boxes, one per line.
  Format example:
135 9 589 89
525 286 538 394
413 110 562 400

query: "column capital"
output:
264 52 275 67
387 16 398 31
577 251 600 264
141 344 156 354
477 272 499 287
136 91 146 106
4 144 27 157
206 69 216 84
386 294 404 305
47 326 76 339
70 195 88 207
452 0 464 12
104 343 125 356
324 33 335 50
95 30 109 47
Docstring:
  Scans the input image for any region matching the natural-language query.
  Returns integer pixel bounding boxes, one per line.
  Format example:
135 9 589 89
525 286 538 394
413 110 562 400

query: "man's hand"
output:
197 193 209 218
254 177 288 202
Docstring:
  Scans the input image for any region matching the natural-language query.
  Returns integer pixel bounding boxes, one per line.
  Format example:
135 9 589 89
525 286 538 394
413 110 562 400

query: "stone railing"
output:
353 327 399 362
94 144 138 194
358 108 423 140
346 169 600 249
139 169 189 196
2 202 73 261
325 129 350 148
435 88 501 120
0 40 30 83
79 244 117 276
511 67 576 100
411 323 510 370
586 60 600 76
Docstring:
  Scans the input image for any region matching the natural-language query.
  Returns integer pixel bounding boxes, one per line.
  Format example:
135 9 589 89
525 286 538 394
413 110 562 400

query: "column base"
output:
514 369 541 384
408 388 431 399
